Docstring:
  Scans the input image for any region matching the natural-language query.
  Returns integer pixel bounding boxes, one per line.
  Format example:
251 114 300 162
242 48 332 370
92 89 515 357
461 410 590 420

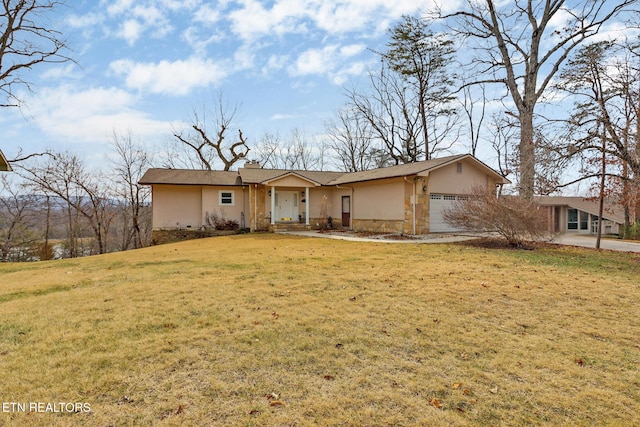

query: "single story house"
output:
0 149 11 172
139 154 510 235
535 196 627 235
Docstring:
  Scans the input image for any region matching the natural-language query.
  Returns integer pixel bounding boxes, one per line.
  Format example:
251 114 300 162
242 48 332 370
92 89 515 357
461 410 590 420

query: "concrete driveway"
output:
554 235 640 253
280 230 640 253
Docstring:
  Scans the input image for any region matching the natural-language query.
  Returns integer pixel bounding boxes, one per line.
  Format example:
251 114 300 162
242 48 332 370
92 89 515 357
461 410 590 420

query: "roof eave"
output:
0 150 12 172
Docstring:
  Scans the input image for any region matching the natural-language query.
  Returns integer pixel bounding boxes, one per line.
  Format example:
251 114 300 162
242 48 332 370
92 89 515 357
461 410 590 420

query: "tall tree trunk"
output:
596 126 606 249
519 113 536 200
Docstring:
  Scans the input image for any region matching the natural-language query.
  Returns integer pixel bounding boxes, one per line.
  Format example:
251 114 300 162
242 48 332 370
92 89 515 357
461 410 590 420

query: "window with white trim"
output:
219 190 234 206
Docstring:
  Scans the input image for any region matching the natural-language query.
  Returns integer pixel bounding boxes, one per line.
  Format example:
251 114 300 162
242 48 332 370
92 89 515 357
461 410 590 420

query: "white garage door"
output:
429 194 466 233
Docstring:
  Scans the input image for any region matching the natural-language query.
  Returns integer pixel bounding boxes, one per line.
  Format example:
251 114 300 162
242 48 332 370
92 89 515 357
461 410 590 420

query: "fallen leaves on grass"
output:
429 398 443 409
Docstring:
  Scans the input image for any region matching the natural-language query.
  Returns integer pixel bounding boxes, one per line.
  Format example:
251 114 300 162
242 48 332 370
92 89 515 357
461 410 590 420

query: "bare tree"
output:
325 106 387 172
553 40 640 236
1 0 70 108
110 131 152 250
460 82 487 157
0 175 38 261
380 15 458 159
171 94 250 171
346 64 424 164
23 152 114 255
439 0 639 199
346 15 459 165
486 113 518 189
253 128 324 170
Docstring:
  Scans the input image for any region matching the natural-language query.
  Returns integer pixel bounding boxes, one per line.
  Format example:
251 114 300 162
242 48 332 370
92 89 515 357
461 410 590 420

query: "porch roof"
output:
239 168 345 185
535 196 626 225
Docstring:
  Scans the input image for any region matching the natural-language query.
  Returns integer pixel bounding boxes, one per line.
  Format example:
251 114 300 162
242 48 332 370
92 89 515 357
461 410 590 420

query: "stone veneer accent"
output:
351 219 404 234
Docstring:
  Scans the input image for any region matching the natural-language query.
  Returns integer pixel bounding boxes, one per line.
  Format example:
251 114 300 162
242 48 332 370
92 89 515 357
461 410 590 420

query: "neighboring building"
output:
139 154 510 235
0 149 11 172
536 196 627 235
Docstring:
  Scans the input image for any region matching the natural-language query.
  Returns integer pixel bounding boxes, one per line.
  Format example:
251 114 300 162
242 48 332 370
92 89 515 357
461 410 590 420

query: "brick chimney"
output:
243 160 261 169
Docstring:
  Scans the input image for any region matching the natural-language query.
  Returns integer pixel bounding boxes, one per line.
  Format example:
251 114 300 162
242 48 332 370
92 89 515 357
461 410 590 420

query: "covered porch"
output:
254 172 320 232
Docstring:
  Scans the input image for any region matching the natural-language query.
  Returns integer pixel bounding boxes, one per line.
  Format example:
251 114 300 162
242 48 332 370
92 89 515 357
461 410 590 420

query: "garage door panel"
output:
429 194 465 233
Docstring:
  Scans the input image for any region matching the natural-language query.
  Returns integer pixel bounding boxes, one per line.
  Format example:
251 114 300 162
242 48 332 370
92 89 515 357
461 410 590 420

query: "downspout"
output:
404 176 416 235
254 184 258 231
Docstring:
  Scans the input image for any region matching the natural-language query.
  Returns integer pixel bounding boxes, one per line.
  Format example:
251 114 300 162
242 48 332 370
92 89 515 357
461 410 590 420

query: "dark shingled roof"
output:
139 169 242 186
138 154 510 187
328 154 510 185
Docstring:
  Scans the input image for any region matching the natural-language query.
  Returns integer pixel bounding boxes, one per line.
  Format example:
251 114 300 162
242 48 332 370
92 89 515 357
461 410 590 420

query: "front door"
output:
342 196 350 228
276 191 298 221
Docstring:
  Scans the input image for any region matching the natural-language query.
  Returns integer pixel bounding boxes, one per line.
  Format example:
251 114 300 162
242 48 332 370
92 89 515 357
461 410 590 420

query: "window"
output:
219 190 234 206
456 162 462 173
579 211 589 230
568 208 578 230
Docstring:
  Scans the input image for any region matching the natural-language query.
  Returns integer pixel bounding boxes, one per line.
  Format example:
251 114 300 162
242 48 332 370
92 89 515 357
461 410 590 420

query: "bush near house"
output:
204 212 239 231
443 186 554 248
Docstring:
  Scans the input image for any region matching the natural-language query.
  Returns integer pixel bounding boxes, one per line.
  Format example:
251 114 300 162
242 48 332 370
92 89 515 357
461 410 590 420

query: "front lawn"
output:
0 234 638 426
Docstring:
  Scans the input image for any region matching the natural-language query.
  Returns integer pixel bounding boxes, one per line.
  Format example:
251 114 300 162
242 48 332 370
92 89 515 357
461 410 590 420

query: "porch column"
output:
271 186 275 225
305 187 310 225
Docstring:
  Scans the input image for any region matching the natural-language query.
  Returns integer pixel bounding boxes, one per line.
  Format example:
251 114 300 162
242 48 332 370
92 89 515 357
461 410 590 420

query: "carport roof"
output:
535 196 626 225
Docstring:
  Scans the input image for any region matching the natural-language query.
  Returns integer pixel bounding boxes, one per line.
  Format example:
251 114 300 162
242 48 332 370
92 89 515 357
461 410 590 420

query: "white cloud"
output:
227 0 426 42
289 43 368 83
22 85 175 144
270 113 297 120
104 0 134 16
261 54 289 76
120 19 143 45
290 45 339 76
66 12 104 28
39 64 82 81
110 57 228 95
193 3 222 24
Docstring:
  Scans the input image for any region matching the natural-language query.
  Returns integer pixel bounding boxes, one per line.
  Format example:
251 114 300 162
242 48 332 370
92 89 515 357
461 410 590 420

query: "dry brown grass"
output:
0 234 639 426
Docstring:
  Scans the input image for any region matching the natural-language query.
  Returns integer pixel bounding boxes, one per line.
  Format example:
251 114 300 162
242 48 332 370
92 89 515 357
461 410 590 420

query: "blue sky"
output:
2 0 440 168
1 0 635 189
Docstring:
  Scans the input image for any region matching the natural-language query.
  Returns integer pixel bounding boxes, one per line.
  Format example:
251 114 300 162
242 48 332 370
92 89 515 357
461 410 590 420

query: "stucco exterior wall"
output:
428 159 494 194
201 187 247 227
152 185 202 229
352 179 405 220
152 185 247 229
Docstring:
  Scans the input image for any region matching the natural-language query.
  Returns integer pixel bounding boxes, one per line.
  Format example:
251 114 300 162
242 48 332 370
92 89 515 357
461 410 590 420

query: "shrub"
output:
621 222 640 240
443 186 554 248
204 212 239 231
